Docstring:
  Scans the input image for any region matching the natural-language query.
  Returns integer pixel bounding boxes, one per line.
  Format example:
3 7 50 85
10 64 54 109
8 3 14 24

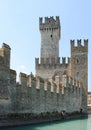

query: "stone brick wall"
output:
8 74 82 114
39 16 60 58
35 57 70 80
0 43 11 115
70 39 88 112
0 45 85 117
0 16 88 116
88 92 91 106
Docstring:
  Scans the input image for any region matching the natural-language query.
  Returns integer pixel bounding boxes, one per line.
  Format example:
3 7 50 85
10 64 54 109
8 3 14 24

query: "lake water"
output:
2 115 91 130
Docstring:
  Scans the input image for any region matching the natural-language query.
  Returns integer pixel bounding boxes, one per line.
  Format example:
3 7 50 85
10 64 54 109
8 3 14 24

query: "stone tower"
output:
70 39 88 112
35 16 65 79
39 16 60 58
35 17 88 113
0 43 11 114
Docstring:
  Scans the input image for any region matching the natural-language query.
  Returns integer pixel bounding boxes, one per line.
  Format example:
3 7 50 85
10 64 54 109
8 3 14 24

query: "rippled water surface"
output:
3 115 91 130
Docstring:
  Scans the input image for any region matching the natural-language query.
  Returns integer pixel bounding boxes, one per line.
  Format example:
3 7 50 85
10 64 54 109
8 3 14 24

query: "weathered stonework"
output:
0 16 88 118
88 92 91 106
39 16 60 58
36 16 88 113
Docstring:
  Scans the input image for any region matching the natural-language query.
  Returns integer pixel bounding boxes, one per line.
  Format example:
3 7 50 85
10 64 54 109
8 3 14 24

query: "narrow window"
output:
77 59 79 63
50 34 52 38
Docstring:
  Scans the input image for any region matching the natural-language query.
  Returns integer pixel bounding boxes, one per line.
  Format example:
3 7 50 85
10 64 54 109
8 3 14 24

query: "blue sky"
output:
0 0 91 90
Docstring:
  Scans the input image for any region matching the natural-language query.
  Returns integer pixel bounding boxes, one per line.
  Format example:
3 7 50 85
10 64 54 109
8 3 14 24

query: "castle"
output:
0 16 88 117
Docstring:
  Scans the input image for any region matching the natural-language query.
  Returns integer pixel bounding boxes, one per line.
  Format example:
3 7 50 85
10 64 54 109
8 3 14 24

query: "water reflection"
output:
87 115 91 130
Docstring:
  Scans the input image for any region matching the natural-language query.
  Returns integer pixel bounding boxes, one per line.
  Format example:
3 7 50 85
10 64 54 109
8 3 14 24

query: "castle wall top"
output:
2 43 11 50
14 72 81 94
0 43 11 56
39 16 60 30
70 39 88 53
35 57 71 70
35 57 70 66
0 43 11 68
10 69 17 75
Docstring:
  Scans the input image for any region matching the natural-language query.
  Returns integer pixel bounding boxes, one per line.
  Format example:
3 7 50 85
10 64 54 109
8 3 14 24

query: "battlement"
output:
0 43 11 68
39 16 60 31
10 69 17 75
0 43 11 56
61 75 82 87
19 72 27 78
70 39 88 53
0 16 88 115
35 57 70 69
14 72 81 94
9 72 82 114
39 16 60 25
2 43 11 50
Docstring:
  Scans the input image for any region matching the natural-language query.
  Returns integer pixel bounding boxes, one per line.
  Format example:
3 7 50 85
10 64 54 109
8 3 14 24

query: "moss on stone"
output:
20 72 27 78
10 69 16 75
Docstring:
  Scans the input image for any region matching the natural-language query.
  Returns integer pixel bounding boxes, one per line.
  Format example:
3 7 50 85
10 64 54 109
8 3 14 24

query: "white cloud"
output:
19 65 28 73
20 65 26 70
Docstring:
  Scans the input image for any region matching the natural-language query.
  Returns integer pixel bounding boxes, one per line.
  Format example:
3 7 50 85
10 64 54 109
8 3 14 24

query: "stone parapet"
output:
13 73 81 95
10 69 16 75
39 16 60 29
70 39 88 53
35 57 70 68
2 43 11 50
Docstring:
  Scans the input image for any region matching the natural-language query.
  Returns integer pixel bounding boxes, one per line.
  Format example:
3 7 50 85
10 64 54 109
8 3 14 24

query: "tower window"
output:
77 59 79 63
50 34 52 38
75 58 80 64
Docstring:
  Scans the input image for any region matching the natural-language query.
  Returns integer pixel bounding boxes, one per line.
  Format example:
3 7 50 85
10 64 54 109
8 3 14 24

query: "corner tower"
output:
0 43 11 115
70 39 88 112
39 16 60 58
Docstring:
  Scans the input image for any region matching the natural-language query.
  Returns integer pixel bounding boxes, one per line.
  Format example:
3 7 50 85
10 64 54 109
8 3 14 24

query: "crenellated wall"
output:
70 39 88 54
70 39 88 112
39 16 60 34
35 57 70 65
35 57 71 79
0 16 88 117
0 43 11 115
8 72 82 114
0 41 86 116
